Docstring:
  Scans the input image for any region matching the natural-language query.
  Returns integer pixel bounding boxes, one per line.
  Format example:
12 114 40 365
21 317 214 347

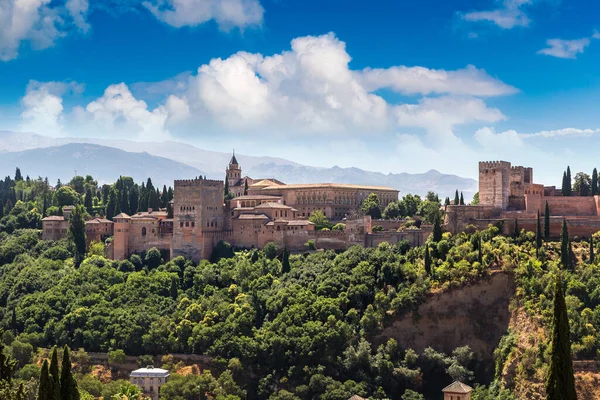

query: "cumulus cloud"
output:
461 0 532 29
143 0 264 29
19 80 83 135
0 0 90 61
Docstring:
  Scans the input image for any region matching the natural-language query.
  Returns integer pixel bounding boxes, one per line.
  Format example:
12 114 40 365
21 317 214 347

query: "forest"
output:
0 168 588 400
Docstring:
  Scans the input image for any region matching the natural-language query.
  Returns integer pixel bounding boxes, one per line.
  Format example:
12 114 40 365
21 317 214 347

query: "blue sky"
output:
1 0 600 183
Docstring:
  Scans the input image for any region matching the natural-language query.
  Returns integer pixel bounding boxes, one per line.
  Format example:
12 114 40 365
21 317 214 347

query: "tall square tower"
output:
479 161 511 210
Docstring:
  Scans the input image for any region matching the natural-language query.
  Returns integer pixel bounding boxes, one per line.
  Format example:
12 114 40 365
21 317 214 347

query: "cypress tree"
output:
444 197 450 206
282 247 291 274
168 186 174 201
10 309 17 333
514 219 519 239
566 167 572 196
562 172 568 196
536 210 543 253
560 219 571 271
84 188 93 215
106 189 117 220
432 212 442 243
129 185 139 215
544 201 550 241
0 200 3 219
37 359 52 400
161 185 169 207
170 277 178 300
68 205 87 268
224 175 230 198
244 179 249 196
478 237 483 265
120 187 130 215
545 275 577 400
166 201 173 219
424 244 432 275
49 347 60 400
14 167 22 181
42 194 47 217
593 168 598 196
60 346 79 400
454 190 460 205
460 192 465 205
590 236 595 264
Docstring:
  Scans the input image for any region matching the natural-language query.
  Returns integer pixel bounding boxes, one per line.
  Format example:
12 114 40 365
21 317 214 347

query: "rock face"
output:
377 271 515 360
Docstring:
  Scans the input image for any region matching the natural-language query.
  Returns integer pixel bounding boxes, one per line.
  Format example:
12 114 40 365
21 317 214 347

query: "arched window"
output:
142 227 147 236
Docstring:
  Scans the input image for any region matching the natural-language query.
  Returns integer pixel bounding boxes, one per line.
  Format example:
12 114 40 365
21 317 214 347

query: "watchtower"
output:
442 381 473 400
479 161 511 210
226 152 242 189
171 178 225 262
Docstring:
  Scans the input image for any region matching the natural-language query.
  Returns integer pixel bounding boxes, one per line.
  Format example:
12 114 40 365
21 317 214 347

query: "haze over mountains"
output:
0 131 477 198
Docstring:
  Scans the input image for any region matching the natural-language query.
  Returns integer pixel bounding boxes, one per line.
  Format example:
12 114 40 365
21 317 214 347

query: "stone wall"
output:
479 161 511 210
545 196 599 217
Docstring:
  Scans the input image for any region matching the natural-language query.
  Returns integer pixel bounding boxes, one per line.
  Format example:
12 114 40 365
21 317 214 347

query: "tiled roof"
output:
348 396 365 400
130 366 170 378
250 179 281 187
229 154 239 165
42 216 65 221
85 220 100 224
113 213 131 219
231 195 282 201
237 214 270 220
286 220 314 226
259 183 398 191
131 211 168 219
254 202 294 210
442 381 473 393
94 218 112 223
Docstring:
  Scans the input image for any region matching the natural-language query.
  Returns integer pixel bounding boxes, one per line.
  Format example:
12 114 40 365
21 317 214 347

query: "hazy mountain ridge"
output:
0 143 204 188
0 132 477 198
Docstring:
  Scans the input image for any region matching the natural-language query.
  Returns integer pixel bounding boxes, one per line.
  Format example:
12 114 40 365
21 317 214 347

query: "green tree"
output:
14 167 22 181
129 185 139 215
514 219 519 239
106 189 118 220
49 347 60 400
383 201 401 219
573 172 591 196
432 212 442 243
454 190 460 205
459 192 465 205
244 180 248 196
444 197 450 206
161 185 169 207
84 188 94 215
120 186 130 215
545 275 577 400
471 192 479 205
56 186 81 207
593 168 598 196
282 247 291 274
37 359 52 400
361 193 382 219
60 346 80 400
560 219 571 271
68 205 87 267
108 349 127 365
145 248 162 270
308 210 330 230
536 210 542 253
263 242 278 260
590 236 595 264
544 201 550 241
424 244 432 276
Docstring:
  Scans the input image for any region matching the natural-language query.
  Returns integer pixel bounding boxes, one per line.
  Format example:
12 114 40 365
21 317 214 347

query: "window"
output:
185 221 189 227
180 222 183 227
191 222 195 227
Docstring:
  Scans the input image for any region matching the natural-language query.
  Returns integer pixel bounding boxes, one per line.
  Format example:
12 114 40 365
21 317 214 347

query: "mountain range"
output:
0 131 477 198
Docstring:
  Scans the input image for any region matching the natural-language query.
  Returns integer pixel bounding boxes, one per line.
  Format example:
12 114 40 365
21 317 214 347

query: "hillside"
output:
0 131 477 198
0 143 204 187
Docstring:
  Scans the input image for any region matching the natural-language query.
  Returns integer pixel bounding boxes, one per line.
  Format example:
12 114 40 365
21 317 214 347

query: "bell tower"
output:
226 151 242 190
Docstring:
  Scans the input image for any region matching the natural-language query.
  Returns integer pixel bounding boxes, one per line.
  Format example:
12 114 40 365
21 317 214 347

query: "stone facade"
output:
130 366 169 400
43 154 404 261
446 160 600 238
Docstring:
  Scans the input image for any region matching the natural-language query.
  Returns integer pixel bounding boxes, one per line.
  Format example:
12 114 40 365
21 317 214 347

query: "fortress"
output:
43 154 405 262
446 161 600 238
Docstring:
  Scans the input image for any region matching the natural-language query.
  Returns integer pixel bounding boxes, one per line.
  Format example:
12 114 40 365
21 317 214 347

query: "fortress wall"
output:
479 161 511 209
505 217 600 239
371 219 403 231
545 196 598 217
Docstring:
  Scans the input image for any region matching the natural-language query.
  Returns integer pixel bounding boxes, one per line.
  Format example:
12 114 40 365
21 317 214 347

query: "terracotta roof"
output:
254 202 294 210
286 220 314 226
94 218 112 223
237 214 270 220
42 216 65 221
442 381 473 394
131 211 168 219
348 396 365 400
233 207 257 211
85 220 100 224
231 195 282 201
249 179 281 187
258 183 398 191
113 213 131 219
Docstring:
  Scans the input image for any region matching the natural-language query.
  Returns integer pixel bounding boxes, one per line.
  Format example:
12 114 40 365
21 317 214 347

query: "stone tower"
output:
171 178 226 262
226 152 242 189
479 161 511 210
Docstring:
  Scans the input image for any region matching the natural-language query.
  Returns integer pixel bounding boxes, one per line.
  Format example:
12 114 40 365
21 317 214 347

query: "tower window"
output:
142 227 147 236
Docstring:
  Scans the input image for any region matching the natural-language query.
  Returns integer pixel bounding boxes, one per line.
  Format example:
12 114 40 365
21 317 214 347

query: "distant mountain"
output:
0 131 477 198
247 163 477 199
0 143 204 188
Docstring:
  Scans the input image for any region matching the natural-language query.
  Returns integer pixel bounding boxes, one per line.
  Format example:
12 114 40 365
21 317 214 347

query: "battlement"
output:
174 178 223 187
479 161 511 170
510 165 524 171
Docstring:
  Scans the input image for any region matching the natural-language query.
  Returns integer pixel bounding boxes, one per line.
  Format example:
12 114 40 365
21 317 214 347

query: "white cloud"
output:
474 126 525 149
0 0 90 61
19 80 83 135
143 0 264 29
519 127 600 138
80 83 171 141
359 64 518 97
537 38 590 59
461 0 532 29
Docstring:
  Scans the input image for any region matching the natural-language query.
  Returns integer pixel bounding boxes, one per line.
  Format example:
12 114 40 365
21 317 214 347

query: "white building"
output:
130 366 170 400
